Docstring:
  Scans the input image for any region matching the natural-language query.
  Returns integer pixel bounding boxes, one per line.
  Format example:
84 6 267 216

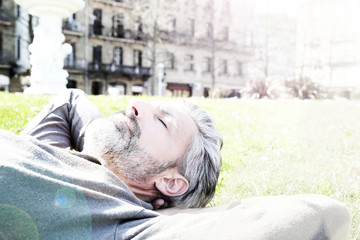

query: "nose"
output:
127 99 153 120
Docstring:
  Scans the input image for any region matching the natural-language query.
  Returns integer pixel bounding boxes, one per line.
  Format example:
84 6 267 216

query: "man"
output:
0 90 351 239
19 89 222 209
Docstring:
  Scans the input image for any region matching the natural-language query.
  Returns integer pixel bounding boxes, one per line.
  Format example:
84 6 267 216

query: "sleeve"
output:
20 89 103 151
136 195 351 240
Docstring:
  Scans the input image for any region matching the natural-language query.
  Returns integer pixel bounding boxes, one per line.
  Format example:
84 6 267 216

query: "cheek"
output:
139 132 183 163
139 129 164 152
138 128 177 161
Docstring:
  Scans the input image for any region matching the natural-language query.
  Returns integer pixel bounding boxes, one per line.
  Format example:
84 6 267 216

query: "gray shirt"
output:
0 90 159 239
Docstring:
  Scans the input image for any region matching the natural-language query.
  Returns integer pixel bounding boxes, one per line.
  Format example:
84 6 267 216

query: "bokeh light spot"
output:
54 187 76 209
0 204 38 240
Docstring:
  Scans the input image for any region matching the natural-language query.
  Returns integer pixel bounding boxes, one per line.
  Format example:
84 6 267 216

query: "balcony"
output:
158 30 240 52
94 0 133 8
63 20 82 33
89 24 145 42
159 30 200 46
88 63 151 78
64 58 86 70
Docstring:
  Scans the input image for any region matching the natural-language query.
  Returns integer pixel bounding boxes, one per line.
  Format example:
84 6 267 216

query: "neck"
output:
121 177 160 202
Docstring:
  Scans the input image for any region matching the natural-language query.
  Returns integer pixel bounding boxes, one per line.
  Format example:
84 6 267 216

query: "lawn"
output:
1 92 359 239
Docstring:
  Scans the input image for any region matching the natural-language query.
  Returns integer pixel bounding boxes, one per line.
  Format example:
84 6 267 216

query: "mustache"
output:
117 110 141 138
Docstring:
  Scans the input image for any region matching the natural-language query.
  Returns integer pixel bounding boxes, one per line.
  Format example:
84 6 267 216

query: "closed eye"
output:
158 118 167 128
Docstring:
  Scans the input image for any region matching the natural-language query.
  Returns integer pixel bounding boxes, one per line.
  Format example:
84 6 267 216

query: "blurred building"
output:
146 0 253 97
0 0 18 91
63 0 150 96
249 12 297 81
296 0 360 98
4 0 254 97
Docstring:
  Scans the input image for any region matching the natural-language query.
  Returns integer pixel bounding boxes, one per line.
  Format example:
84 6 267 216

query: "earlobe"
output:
156 176 189 197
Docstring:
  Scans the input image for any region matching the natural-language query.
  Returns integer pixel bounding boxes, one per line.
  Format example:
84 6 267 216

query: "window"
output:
185 54 194 71
168 16 176 32
207 23 213 38
16 5 20 17
237 62 243 76
203 57 212 72
245 31 252 46
188 18 195 37
222 59 228 74
222 0 230 15
114 47 123 65
134 50 142 67
93 46 102 65
67 79 77 89
223 27 229 41
166 52 175 69
207 0 213 9
93 9 102 35
136 17 143 40
91 81 103 95
112 14 124 38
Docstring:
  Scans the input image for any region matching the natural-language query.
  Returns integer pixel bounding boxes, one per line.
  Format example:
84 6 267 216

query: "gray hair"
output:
169 100 223 208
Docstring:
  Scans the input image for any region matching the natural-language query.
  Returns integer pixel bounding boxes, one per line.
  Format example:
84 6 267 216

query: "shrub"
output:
241 77 284 99
285 76 325 99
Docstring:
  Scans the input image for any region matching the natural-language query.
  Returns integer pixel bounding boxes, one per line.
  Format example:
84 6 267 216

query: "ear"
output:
155 175 189 197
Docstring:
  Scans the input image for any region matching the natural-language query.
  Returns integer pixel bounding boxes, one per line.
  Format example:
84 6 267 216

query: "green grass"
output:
1 92 359 239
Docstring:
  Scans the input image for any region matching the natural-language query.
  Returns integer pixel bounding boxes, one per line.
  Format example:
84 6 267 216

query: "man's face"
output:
83 99 198 184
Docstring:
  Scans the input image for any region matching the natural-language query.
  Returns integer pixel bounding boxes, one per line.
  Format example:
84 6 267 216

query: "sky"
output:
253 0 306 17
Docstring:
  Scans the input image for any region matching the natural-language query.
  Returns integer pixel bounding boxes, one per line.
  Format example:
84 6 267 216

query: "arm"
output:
149 194 351 240
21 89 103 151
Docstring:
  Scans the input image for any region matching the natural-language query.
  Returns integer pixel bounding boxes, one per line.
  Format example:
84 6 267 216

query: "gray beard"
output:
84 112 175 183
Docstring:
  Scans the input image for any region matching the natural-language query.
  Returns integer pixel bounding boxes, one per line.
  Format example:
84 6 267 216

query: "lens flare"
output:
54 187 76 209
0 204 38 240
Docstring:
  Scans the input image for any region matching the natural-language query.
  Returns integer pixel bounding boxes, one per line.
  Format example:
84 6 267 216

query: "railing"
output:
89 24 145 41
96 0 135 8
64 58 86 69
159 30 239 51
63 20 82 32
159 30 201 46
88 63 151 76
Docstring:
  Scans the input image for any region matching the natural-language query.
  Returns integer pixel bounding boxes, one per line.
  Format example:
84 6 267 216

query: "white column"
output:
14 0 85 94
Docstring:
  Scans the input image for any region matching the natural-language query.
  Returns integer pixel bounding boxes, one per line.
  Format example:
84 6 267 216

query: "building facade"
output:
150 0 253 97
250 12 297 81
296 0 360 97
5 0 254 97
0 0 17 91
63 0 150 96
